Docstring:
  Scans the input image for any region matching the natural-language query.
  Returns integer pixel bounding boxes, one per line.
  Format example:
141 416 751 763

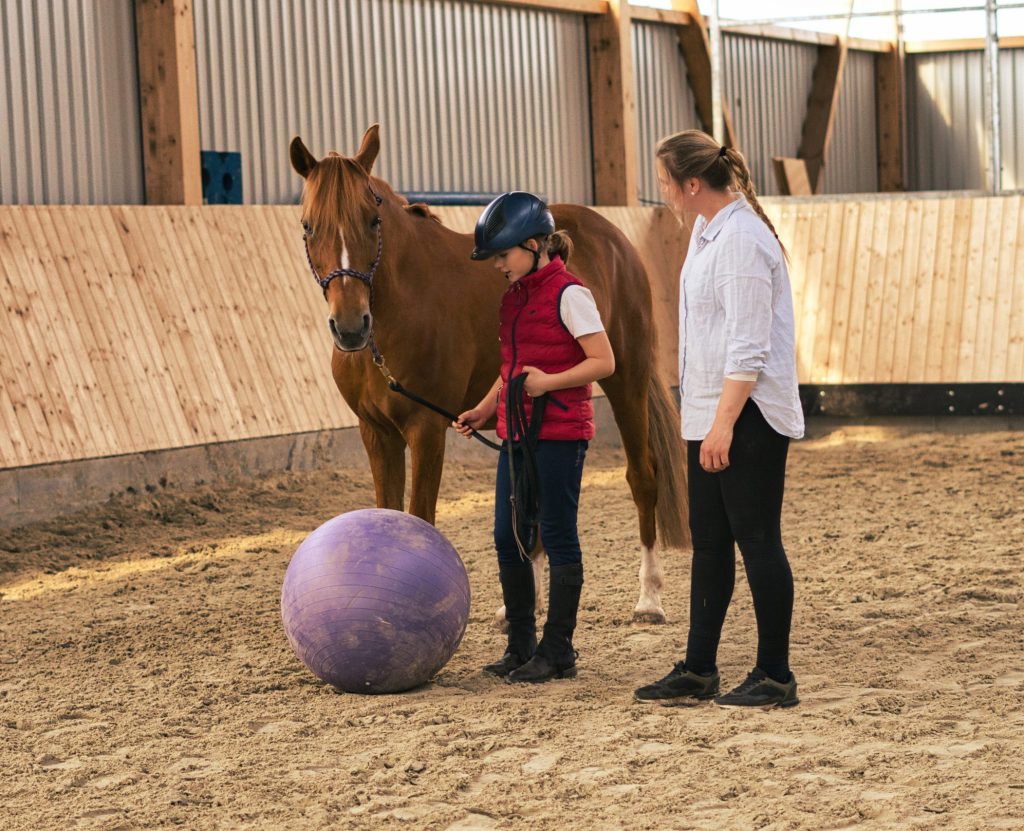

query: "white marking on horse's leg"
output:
532 548 548 616
492 603 508 633
634 543 667 623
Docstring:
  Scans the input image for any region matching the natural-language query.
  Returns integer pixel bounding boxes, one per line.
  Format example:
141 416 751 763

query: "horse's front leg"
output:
358 419 406 510
405 418 448 525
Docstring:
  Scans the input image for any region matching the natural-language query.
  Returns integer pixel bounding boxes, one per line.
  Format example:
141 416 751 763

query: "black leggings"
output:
685 399 793 681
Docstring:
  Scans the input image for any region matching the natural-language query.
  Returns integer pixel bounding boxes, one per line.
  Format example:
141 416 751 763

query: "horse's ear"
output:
290 137 318 178
354 124 380 174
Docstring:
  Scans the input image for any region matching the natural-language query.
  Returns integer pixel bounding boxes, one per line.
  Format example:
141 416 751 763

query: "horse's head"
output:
290 125 384 352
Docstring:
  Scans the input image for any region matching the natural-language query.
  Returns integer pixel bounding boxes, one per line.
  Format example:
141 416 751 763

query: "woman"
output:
454 192 615 684
634 132 805 708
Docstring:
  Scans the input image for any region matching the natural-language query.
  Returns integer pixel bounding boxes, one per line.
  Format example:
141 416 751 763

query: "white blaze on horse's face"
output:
324 224 372 352
338 228 351 272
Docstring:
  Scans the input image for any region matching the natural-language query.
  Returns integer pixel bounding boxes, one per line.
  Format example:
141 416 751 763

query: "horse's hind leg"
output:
359 419 406 510
600 375 667 624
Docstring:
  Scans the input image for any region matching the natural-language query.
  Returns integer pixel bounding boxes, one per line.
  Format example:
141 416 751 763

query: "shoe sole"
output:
715 697 799 710
507 666 577 684
633 691 718 707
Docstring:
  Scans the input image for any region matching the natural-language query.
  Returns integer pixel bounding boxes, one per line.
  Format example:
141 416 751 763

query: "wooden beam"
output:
586 0 638 205
670 1 737 149
134 0 202 205
772 157 813 196
725 23 840 48
469 0 608 13
627 6 692 26
796 40 848 194
904 35 1024 54
875 45 905 192
722 23 891 54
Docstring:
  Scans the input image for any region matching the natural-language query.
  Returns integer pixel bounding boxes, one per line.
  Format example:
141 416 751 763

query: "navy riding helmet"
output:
470 191 555 261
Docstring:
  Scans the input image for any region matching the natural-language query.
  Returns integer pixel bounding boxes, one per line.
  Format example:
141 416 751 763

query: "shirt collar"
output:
698 193 748 244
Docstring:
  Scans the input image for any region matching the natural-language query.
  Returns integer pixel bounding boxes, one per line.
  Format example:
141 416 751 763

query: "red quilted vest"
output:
496 257 595 441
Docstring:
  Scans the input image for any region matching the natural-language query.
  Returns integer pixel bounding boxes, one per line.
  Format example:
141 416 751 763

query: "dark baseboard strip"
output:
801 384 1023 417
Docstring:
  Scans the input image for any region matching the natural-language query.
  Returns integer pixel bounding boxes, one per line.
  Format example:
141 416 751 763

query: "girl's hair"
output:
656 130 787 257
532 229 574 265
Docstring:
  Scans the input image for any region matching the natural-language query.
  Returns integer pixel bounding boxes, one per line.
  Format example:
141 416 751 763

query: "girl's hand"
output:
453 408 486 438
521 365 552 397
700 423 733 473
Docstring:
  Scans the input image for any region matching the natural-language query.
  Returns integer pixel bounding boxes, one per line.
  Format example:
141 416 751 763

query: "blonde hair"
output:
656 130 786 258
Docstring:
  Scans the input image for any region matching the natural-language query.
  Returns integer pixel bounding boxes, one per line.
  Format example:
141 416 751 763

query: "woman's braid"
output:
724 149 787 258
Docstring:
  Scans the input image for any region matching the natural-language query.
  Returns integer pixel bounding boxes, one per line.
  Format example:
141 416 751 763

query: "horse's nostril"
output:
362 314 371 332
329 317 339 336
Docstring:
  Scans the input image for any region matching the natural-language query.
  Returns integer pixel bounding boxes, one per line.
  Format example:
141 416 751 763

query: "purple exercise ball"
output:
280 508 470 694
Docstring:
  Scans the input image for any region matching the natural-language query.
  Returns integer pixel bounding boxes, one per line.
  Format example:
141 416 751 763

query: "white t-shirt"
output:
559 285 605 339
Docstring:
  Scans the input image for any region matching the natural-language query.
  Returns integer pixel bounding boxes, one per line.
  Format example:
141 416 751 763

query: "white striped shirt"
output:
678 195 805 441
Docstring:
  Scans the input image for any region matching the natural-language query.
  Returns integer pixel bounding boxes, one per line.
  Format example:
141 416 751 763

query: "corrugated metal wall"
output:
0 0 143 204
192 0 593 205
10 1 1015 206
633 30 880 202
632 22 701 205
907 48 1024 191
822 49 879 194
721 33 819 198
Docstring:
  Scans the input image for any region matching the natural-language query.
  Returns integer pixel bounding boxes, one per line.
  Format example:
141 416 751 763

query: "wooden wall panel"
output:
1 196 1021 470
1006 203 1024 381
903 199 937 382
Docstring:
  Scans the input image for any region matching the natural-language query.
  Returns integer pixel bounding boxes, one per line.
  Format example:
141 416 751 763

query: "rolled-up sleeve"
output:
715 262 774 378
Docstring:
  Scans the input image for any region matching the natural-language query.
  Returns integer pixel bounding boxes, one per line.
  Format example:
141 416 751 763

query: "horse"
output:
289 125 689 623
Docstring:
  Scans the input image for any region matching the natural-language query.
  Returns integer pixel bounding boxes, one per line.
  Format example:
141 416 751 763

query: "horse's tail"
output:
648 374 691 550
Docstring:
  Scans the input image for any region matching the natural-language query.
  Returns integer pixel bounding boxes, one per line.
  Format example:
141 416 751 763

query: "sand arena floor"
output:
1 426 1022 830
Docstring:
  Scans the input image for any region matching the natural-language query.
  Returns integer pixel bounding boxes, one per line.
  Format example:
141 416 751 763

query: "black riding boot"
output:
482 563 537 677
508 562 583 683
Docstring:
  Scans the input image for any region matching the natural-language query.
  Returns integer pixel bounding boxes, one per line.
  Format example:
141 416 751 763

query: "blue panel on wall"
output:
201 151 242 204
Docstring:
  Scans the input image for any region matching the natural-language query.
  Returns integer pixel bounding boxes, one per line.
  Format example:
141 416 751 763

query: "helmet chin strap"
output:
518 242 541 275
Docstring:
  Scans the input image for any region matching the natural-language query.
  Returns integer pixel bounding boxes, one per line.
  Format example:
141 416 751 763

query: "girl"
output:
634 132 805 708
454 191 614 684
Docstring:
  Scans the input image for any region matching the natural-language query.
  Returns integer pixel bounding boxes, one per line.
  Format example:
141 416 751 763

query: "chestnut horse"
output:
289 125 689 623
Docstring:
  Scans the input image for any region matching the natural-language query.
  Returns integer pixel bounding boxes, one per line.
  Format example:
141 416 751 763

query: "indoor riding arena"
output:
2 2 1022 830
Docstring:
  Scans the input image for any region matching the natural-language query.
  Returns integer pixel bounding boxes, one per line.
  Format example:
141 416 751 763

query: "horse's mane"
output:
302 156 443 228
302 156 368 235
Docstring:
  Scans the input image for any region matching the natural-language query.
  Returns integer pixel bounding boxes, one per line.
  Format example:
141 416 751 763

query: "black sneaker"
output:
715 668 799 709
634 663 719 705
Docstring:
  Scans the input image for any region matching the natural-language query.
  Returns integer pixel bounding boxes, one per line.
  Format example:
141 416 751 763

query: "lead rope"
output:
505 372 548 561
369 345 503 452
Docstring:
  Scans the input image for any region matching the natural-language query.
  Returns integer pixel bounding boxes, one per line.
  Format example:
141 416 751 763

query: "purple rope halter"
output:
302 183 389 366
303 185 384 296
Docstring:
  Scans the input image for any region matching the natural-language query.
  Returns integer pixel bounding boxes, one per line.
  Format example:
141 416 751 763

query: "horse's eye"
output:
301 220 313 237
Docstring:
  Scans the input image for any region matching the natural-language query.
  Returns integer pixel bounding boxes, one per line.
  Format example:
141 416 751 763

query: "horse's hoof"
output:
632 610 667 625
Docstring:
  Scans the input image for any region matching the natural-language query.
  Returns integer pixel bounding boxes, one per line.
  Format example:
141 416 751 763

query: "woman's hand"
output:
453 408 487 438
521 365 552 397
700 422 733 473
